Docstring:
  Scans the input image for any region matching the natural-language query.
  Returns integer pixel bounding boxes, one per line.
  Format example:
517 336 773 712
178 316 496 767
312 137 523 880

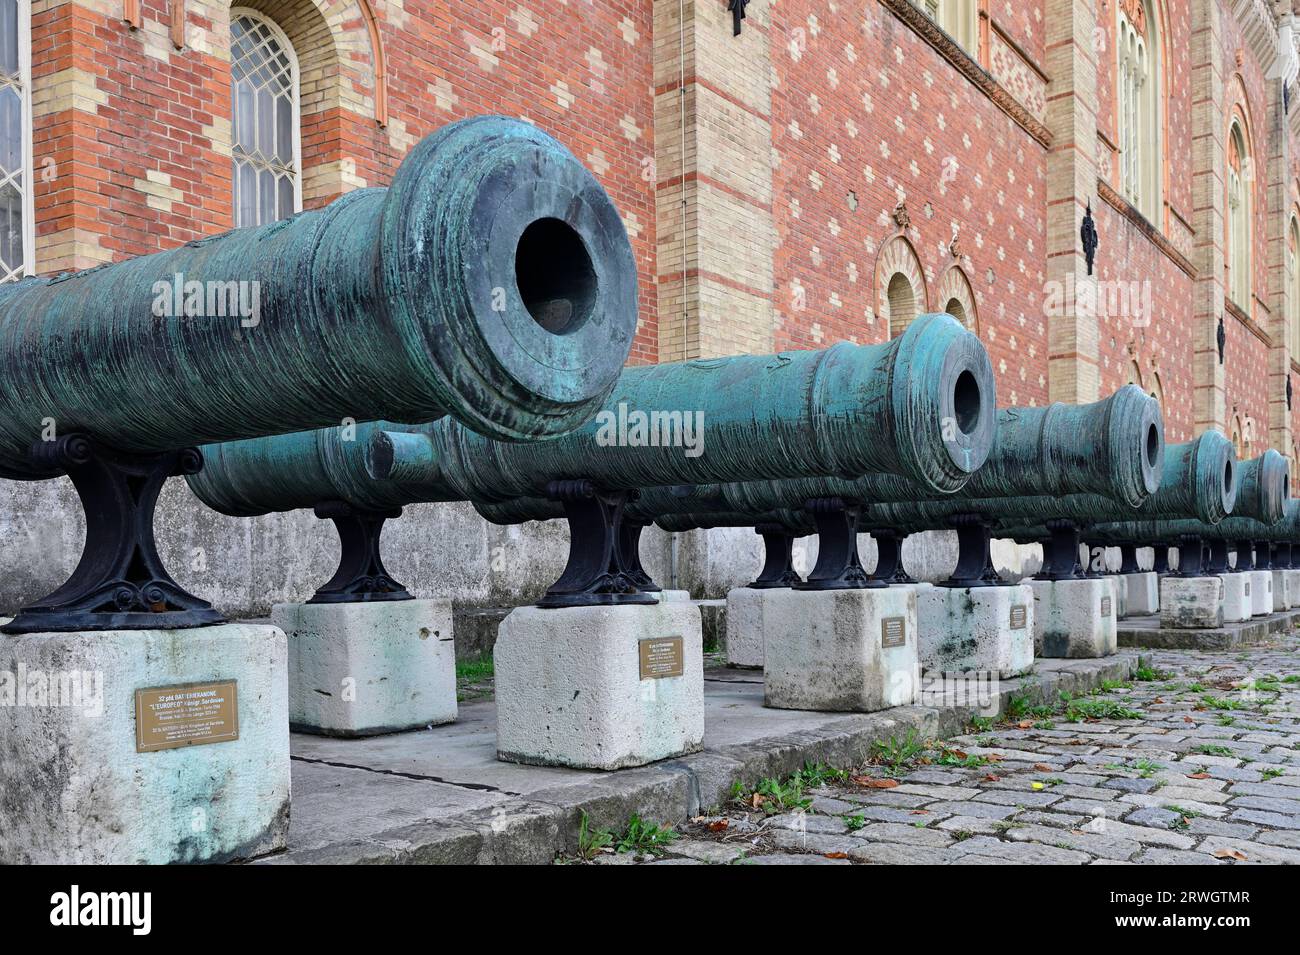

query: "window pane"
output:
258 167 275 223
0 86 19 175
256 87 274 159
276 95 292 164
0 0 16 80
0 180 22 275
277 175 293 219
237 161 257 228
234 80 254 153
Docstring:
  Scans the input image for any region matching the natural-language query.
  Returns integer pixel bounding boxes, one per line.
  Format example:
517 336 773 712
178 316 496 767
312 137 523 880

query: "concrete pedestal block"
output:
1029 578 1117 658
1274 570 1300 611
1218 573 1250 624
1122 572 1159 616
1107 576 1129 619
763 588 919 712
917 584 1033 677
724 587 771 669
0 623 290 864
1160 577 1225 629
1246 571 1272 617
274 599 456 737
494 602 704 770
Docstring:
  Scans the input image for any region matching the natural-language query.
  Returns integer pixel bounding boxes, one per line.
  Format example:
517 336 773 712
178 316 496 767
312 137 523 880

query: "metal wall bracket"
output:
307 501 413 603
1151 544 1170 573
536 480 656 608
794 497 878 590
2 435 226 634
1118 542 1140 574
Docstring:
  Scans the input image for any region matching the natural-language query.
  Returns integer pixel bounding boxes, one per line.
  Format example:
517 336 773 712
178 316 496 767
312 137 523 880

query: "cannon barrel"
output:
367 312 995 498
719 386 1162 515
189 312 997 516
0 116 637 481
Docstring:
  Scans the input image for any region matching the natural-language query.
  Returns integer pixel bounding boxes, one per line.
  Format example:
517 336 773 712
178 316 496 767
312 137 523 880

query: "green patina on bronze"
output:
716 384 1162 518
0 115 637 481
862 431 1235 534
187 313 997 516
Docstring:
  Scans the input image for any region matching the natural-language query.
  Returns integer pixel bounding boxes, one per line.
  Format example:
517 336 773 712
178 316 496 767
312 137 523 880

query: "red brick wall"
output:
770 0 1050 407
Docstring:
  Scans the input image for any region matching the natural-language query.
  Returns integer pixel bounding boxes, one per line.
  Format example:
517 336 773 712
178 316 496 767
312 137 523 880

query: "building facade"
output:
2 0 1299 626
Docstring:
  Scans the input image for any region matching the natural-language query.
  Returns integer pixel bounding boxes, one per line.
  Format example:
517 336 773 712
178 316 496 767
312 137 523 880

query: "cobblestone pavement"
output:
575 634 1300 865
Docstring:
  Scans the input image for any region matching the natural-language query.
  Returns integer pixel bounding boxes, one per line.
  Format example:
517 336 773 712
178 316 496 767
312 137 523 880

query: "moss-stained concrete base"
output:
261 654 1139 865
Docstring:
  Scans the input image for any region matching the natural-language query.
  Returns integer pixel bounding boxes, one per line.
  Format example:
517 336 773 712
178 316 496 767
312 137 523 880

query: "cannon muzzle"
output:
0 116 637 481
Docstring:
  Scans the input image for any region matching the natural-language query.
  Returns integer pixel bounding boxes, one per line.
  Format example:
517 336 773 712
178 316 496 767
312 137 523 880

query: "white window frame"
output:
230 7 303 227
1117 1 1161 223
1290 216 1300 356
0 0 34 280
1228 121 1251 311
917 1 978 56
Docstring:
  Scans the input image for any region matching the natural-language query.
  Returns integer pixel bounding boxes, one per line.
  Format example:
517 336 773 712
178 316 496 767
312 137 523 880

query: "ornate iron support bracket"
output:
1081 201 1098 275
536 480 656 608
1233 540 1255 572
616 518 661 592
1254 541 1273 570
1172 534 1207 577
1205 538 1230 575
940 513 1003 588
307 501 412 604
1151 544 1170 573
1118 542 1140 574
871 528 916 584
1035 518 1086 581
727 0 748 36
749 523 802 589
1275 542 1295 570
794 497 877 590
2 435 226 634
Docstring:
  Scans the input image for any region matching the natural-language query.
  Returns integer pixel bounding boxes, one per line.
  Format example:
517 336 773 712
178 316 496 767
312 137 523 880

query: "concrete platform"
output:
1117 609 1300 650
262 654 1139 865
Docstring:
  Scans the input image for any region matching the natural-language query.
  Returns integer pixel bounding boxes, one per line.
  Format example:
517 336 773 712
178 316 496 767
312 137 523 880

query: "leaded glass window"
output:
231 10 300 228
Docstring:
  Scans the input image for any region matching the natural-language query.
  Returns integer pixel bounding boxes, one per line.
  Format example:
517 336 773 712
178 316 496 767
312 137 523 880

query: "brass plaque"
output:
881 616 907 648
135 680 239 753
639 637 684 680
1100 596 1112 618
1009 605 1027 630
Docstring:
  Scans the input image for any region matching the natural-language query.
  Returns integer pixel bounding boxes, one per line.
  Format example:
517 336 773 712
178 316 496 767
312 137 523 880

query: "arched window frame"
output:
1227 118 1252 312
0 0 34 281
1116 0 1161 223
230 7 303 228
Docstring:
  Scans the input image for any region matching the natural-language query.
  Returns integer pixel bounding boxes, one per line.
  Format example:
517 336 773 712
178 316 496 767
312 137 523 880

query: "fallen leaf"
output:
1187 772 1211 780
986 754 1004 762
909 809 930 815
1033 763 1053 772
1212 848 1247 861
1017 720 1033 729
949 749 969 759
707 819 729 832
984 774 1001 782
1183 716 1195 723
1153 697 1165 704
852 775 898 788
824 852 849 859
1031 782 1045 791
751 794 765 810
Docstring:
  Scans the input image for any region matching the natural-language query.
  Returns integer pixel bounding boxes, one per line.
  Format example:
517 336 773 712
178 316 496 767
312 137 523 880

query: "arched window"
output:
0 0 32 281
1117 0 1160 221
231 9 301 228
1227 120 1251 311
887 273 917 337
920 1 978 54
